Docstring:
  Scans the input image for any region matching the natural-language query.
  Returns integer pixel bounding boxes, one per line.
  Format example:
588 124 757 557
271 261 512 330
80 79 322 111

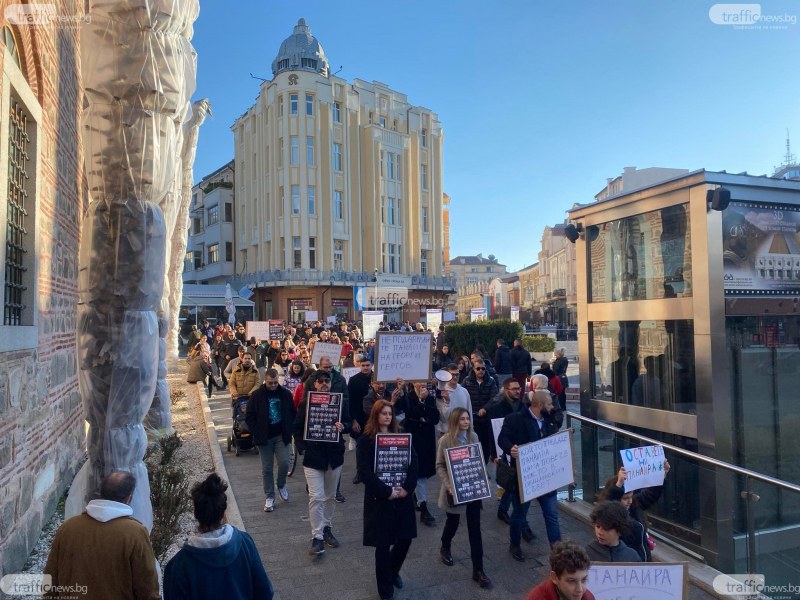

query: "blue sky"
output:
191 0 800 271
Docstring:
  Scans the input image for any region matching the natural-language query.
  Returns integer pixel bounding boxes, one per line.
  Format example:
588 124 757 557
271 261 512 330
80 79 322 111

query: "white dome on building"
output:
271 18 330 77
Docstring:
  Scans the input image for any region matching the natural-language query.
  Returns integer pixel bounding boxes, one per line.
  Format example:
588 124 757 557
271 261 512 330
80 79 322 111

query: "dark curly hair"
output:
590 501 630 534
549 540 591 577
191 473 228 532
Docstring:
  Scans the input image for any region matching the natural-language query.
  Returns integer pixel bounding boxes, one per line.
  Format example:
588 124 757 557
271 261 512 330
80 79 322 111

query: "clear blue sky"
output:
191 0 800 271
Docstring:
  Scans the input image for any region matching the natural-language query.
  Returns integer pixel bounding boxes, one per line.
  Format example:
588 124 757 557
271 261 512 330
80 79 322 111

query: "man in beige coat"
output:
44 471 159 599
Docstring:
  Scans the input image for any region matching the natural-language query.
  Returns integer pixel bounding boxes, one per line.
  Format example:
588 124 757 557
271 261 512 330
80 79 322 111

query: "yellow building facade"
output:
231 19 453 322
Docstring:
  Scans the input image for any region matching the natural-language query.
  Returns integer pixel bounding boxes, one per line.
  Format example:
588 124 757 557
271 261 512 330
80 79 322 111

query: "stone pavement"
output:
204 386 717 600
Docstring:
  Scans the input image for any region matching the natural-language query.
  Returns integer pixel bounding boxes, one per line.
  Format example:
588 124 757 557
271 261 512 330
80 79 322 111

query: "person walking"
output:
403 381 439 527
164 474 274 600
246 369 297 513
356 400 419 600
436 407 492 589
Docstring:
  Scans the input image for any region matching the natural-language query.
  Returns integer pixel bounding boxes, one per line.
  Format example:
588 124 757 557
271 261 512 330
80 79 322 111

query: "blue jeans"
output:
535 490 562 544
258 435 288 498
509 490 531 546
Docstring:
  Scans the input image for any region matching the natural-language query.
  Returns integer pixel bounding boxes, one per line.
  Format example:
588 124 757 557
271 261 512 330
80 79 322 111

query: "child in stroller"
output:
227 396 255 455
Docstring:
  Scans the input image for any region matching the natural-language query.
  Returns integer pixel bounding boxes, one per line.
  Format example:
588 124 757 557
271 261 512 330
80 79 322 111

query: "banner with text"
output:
588 563 688 600
374 331 432 382
517 429 574 503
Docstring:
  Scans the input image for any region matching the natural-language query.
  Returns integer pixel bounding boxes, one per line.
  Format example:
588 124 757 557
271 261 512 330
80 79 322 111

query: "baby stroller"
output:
227 396 254 456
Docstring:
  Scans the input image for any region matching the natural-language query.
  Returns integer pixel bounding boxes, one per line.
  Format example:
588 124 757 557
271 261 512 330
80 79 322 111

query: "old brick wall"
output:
0 0 85 576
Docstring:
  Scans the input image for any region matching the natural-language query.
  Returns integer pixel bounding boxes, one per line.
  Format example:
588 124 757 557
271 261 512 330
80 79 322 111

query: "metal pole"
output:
742 476 760 575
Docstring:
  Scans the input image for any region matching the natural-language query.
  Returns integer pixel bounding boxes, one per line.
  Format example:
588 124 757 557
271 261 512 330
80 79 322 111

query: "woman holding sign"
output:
356 400 419 600
435 408 492 589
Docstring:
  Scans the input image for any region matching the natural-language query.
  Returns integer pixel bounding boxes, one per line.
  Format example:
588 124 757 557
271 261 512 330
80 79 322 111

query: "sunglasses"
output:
475 367 486 371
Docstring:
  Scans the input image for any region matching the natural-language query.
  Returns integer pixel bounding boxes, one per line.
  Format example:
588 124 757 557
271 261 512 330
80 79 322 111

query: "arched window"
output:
3 27 21 68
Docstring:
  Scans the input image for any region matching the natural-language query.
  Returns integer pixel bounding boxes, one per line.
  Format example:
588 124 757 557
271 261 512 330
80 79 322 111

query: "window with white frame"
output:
380 151 384 177
292 236 301 268
379 116 386 128
306 94 313 116
332 143 342 171
387 153 395 180
421 128 427 147
193 250 203 270
421 163 428 190
334 190 344 220
306 136 314 165
333 101 341 123
387 198 395 225
290 136 299 165
184 251 192 272
421 250 428 276
2 50 41 335
307 186 315 215
333 240 344 270
380 197 385 223
422 206 428 232
309 237 316 269
291 185 300 214
290 94 298 115
207 205 219 226
388 244 398 273
207 243 219 264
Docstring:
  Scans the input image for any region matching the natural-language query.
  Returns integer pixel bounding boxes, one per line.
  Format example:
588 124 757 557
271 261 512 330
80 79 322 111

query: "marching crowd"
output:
42 318 670 600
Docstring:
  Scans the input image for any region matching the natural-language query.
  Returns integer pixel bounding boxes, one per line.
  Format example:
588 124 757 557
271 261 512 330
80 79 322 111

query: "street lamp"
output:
372 268 379 310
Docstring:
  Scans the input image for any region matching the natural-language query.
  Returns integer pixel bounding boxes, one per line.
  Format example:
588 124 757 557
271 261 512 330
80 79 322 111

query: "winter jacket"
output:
187 356 211 384
510 344 532 376
585 539 642 562
245 383 296 446
293 391 351 471
164 525 273 600
525 580 595 600
228 364 260 400
356 435 419 547
44 500 160 600
347 371 373 431
402 389 439 479
494 344 513 374
462 373 499 425
606 482 663 561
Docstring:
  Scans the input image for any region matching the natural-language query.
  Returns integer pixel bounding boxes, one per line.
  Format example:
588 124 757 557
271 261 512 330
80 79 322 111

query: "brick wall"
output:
0 1 85 576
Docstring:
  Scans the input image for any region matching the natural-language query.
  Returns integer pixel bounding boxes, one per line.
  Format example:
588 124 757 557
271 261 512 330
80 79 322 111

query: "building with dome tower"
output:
230 18 454 323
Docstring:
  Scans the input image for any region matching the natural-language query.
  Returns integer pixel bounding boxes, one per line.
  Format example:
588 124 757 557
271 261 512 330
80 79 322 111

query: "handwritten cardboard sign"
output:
245 321 270 342
517 429 574 503
310 341 343 366
362 311 384 341
619 445 667 492
303 392 343 443
588 563 688 600
373 331 432 383
445 443 492 505
374 434 412 487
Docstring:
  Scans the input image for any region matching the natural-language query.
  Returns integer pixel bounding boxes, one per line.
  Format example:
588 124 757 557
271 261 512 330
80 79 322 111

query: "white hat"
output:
434 369 452 391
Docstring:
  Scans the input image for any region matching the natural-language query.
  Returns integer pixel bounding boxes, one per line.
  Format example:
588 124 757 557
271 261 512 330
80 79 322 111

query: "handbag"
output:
495 455 517 492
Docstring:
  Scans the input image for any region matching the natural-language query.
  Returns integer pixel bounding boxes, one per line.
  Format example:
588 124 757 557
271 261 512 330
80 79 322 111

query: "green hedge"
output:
443 320 523 357
521 335 555 353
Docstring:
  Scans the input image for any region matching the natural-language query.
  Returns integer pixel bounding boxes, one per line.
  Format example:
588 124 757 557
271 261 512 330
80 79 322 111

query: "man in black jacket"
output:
246 369 296 514
498 389 562 562
347 355 373 484
293 371 351 555
494 339 513 385
510 339 532 391
463 361 499 465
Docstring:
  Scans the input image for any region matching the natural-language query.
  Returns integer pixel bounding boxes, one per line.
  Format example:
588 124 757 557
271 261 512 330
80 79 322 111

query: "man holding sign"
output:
498 390 562 562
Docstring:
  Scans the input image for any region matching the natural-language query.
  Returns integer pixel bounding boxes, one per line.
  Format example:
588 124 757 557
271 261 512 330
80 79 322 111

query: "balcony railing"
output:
231 269 456 291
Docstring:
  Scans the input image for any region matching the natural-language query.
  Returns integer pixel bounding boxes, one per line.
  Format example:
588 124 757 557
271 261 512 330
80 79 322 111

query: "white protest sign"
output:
326 315 337 324
245 321 270 341
374 332 432 383
619 445 666 492
426 309 442 332
310 342 343 366
306 310 319 321
444 311 456 322
588 563 688 600
517 429 574 503
363 311 384 341
341 367 360 383
492 418 504 460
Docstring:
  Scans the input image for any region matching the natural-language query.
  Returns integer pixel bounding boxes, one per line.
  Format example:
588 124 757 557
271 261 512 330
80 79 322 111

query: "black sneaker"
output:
322 526 340 548
509 544 526 562
497 511 510 525
309 538 325 555
522 525 537 542
335 491 346 503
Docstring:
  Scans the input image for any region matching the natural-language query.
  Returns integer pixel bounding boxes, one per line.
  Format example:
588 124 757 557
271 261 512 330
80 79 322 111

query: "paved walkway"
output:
205 386 716 600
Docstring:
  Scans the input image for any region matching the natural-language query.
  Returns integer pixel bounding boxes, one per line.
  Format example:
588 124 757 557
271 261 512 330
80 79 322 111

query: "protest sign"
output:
373 331 432 383
303 392 343 443
268 320 284 340
444 311 456 322
310 341 343 366
516 429 574 503
363 310 384 341
374 434 412 487
510 306 519 322
426 309 442 332
588 563 688 600
340 367 360 383
491 418 504 459
245 321 269 341
305 310 319 321
619 445 667 492
445 443 492 505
